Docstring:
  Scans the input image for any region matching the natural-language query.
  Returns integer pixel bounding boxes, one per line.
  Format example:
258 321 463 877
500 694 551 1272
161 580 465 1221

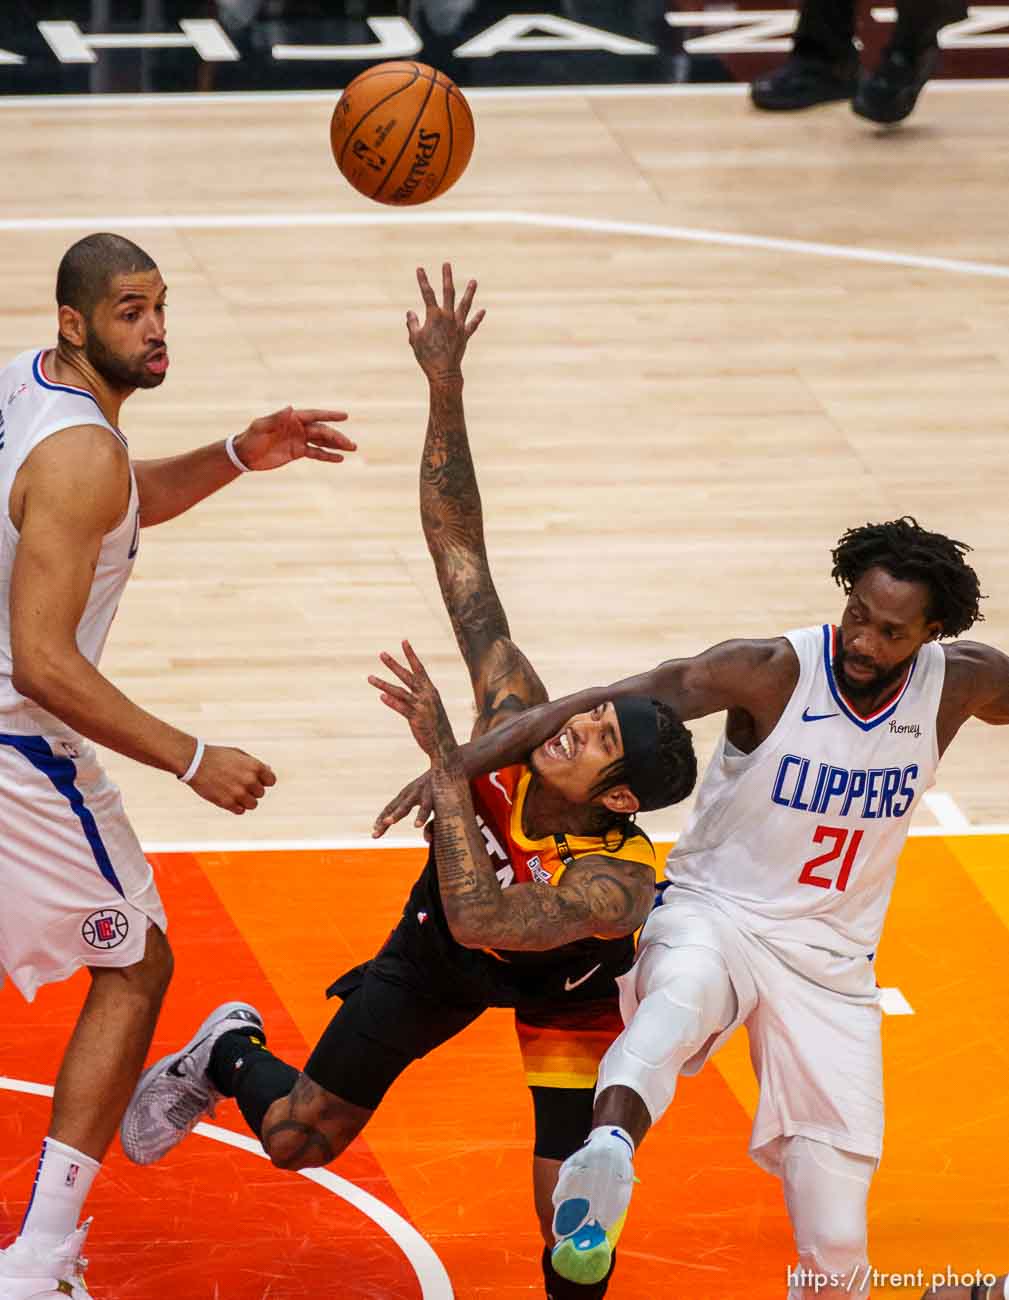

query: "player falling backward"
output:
0 233 356 1300
376 515 1009 1300
119 265 696 1300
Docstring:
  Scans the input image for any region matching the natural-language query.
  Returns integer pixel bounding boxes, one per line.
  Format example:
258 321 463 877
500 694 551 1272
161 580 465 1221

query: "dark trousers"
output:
794 0 969 61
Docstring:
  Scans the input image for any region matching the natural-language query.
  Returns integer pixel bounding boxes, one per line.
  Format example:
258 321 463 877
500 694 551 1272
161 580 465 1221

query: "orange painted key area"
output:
2 836 1007 1298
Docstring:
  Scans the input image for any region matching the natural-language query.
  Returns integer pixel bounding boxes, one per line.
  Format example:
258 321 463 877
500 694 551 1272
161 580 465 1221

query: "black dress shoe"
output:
751 54 859 111
852 44 940 123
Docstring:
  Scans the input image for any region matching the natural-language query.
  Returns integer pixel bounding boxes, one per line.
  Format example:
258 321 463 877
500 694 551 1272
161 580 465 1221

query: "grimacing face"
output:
81 269 169 391
836 567 941 701
529 701 630 807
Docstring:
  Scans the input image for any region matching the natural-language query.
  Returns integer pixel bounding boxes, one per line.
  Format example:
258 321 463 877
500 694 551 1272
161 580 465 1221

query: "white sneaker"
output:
551 1130 636 1285
120 1001 263 1165
0 1221 91 1298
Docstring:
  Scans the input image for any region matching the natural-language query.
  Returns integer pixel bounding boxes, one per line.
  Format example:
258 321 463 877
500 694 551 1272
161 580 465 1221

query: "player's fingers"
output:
401 639 428 679
442 262 455 313
406 309 419 337
304 424 357 451
259 765 277 787
379 651 416 687
416 266 437 308
373 800 400 832
457 277 477 322
465 308 486 338
367 673 412 704
290 409 348 424
247 782 266 800
305 447 344 463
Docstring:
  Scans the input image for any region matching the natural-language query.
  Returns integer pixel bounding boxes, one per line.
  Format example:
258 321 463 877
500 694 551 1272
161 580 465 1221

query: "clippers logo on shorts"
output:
82 908 129 950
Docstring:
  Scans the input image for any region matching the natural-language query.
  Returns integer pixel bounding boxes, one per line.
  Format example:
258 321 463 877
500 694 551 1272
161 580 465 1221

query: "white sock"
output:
18 1138 99 1254
1002 1276 1009 1300
586 1125 635 1157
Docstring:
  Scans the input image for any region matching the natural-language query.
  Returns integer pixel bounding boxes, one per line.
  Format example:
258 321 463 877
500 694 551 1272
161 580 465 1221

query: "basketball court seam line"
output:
0 210 1006 280
140 825 1005 853
0 80 1007 109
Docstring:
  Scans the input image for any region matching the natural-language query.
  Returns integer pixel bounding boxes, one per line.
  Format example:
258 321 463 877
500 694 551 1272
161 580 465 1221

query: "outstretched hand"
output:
407 263 485 383
368 641 460 763
372 770 434 839
231 406 356 472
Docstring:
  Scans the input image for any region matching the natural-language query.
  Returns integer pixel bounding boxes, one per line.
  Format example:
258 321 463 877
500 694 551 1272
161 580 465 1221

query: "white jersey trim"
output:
31 351 127 450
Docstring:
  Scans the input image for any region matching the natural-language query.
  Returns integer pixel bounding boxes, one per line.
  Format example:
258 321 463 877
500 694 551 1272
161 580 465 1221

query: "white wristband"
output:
178 738 205 784
225 433 251 473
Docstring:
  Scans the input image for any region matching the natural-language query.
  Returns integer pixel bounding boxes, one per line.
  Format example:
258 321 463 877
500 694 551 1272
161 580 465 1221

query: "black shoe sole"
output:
751 83 855 111
851 87 926 123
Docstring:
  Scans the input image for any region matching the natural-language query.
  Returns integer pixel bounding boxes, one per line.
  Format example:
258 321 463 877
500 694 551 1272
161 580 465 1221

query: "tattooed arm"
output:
369 643 655 949
409 263 548 739
429 761 654 949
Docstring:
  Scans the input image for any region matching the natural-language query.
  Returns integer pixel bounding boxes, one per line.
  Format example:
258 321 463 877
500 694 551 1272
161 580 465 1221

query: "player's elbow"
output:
11 646 68 707
442 901 494 950
444 911 484 949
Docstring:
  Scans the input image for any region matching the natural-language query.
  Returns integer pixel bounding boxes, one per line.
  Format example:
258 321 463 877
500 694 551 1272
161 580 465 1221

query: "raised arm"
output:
409 263 547 738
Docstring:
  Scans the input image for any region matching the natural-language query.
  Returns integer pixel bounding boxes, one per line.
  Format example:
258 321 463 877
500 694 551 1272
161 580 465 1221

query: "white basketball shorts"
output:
620 887 884 1170
0 729 166 1002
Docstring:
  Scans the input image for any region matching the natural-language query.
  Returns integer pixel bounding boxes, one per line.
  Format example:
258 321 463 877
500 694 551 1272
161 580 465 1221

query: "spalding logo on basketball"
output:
82 908 129 950
330 61 475 206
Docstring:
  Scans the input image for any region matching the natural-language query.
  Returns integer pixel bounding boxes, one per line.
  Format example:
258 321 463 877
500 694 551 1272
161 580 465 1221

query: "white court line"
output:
0 78 1007 110
1 209 1007 280
922 791 972 833
879 987 915 1016
143 819 1004 853
0 1077 453 1300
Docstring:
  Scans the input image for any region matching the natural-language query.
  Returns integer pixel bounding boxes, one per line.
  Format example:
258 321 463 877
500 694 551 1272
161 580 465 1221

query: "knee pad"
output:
597 945 735 1123
783 1138 874 1286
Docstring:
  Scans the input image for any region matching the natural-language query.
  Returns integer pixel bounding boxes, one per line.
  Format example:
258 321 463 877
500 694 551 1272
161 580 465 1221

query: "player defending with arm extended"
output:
378 518 1009 1299
0 233 355 1300
119 265 696 1300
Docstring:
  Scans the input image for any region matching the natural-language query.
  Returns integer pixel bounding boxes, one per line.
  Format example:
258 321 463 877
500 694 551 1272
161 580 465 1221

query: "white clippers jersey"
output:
0 349 139 730
667 624 945 962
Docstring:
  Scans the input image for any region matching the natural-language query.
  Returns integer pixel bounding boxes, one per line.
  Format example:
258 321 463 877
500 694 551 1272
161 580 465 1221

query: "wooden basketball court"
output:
2 78 1009 1296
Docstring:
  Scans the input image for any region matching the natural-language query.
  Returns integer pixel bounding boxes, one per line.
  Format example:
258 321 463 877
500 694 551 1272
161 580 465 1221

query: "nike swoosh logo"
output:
802 709 839 722
564 964 602 992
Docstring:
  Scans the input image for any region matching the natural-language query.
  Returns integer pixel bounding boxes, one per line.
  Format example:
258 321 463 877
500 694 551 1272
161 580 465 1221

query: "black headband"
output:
612 696 669 813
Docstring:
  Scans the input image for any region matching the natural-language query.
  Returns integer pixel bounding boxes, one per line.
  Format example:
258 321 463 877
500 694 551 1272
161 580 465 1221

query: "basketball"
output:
330 61 475 207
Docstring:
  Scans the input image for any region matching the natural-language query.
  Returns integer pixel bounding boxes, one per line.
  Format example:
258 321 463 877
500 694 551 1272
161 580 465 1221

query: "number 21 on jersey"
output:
798 825 864 892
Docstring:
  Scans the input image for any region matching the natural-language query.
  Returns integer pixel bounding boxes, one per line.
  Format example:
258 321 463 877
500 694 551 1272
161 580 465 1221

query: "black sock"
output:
541 1246 617 1299
208 1028 299 1139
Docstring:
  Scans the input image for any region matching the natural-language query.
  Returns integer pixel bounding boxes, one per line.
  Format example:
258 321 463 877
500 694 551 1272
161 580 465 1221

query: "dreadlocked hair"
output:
831 516 983 639
652 702 697 808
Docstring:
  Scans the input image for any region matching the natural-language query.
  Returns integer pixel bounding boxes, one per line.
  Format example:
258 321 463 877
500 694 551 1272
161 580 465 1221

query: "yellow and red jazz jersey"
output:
468 764 658 958
468 765 658 1090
